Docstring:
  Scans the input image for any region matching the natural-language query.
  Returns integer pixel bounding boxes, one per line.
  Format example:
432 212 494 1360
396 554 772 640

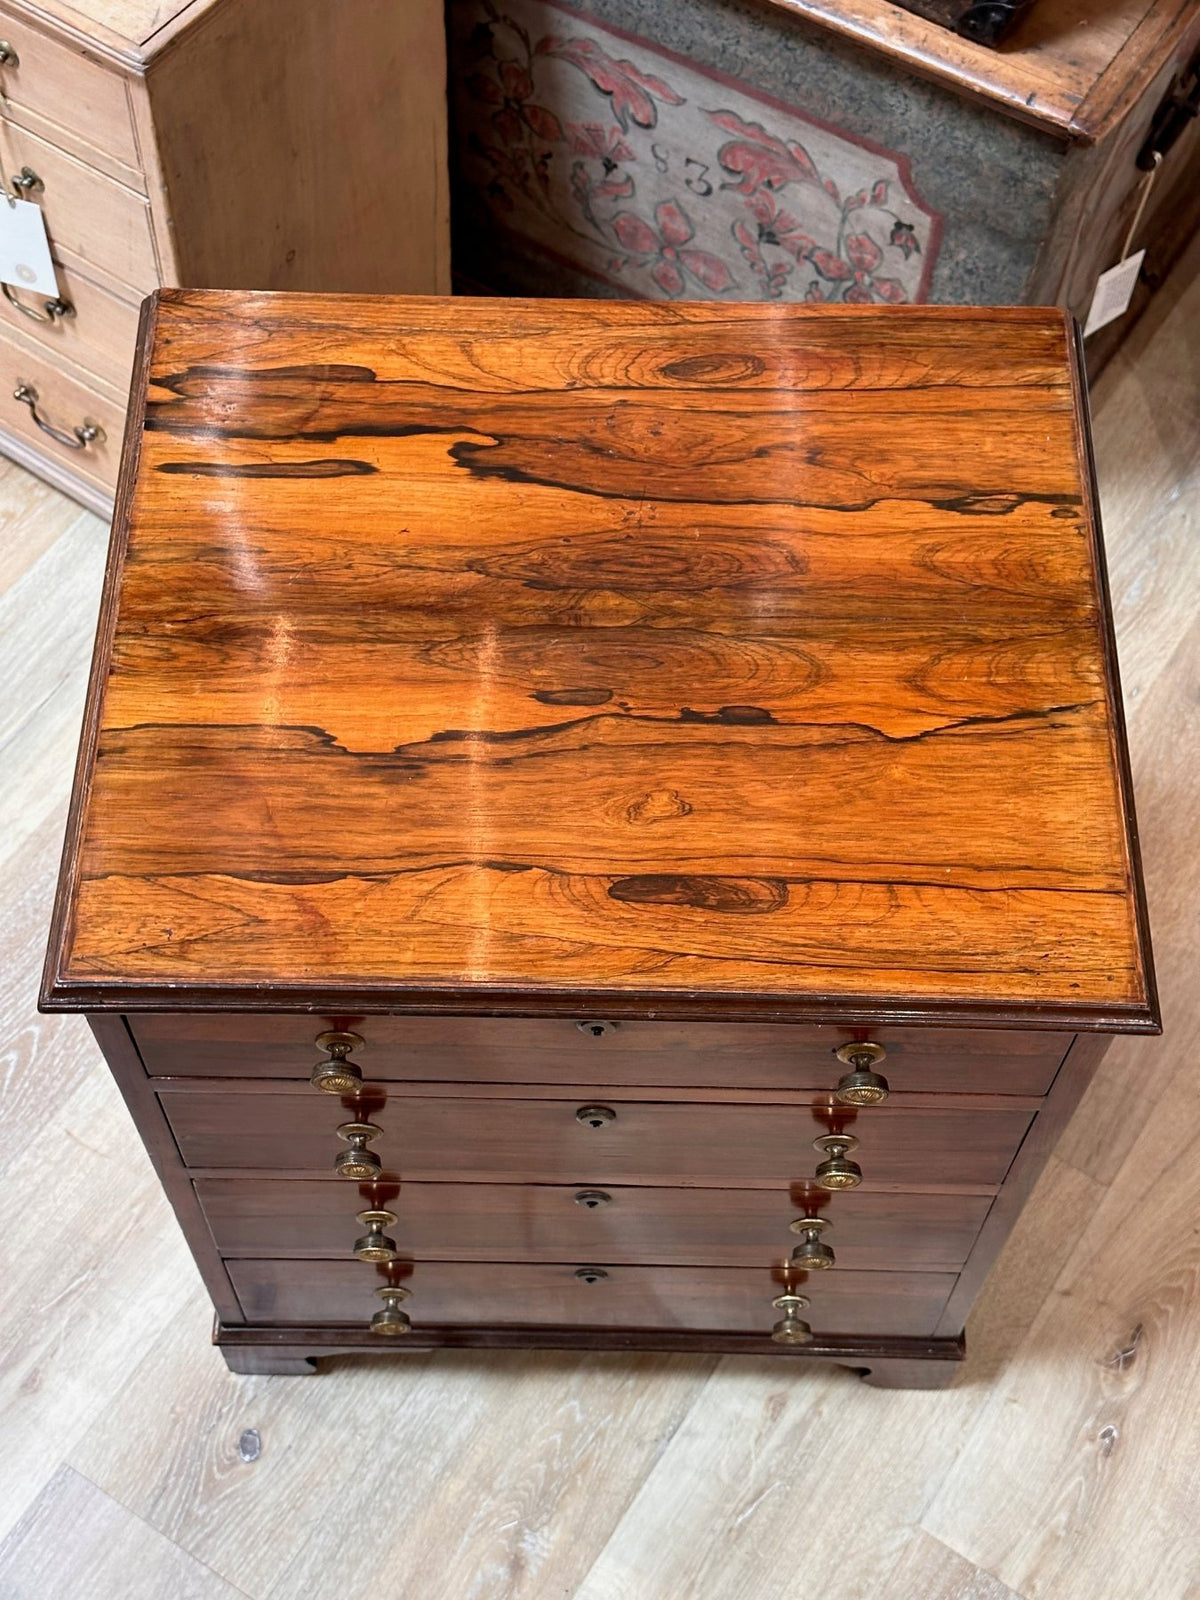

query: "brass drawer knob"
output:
9 166 41 195
311 1029 364 1093
574 1266 609 1283
354 1208 399 1262
834 1041 890 1105
789 1215 835 1270
0 42 19 66
370 1285 412 1336
813 1133 862 1190
334 1121 383 1179
771 1291 812 1344
574 1189 612 1208
576 1105 616 1128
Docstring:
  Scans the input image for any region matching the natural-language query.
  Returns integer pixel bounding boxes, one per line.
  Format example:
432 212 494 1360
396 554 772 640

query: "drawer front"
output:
0 324 122 491
133 1014 1068 1096
0 256 138 391
196 1177 993 1271
4 124 156 287
0 13 141 175
163 1087 1033 1189
228 1258 956 1337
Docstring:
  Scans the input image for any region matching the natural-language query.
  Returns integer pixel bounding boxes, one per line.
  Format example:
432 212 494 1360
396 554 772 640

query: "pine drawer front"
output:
4 124 156 287
229 1258 957 1338
196 1177 994 1272
0 9 141 176
0 324 122 491
0 255 139 392
132 1014 1069 1097
162 1087 1034 1190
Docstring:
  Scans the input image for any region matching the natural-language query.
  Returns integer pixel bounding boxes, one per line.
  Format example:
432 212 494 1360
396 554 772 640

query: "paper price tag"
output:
1083 249 1145 338
0 197 59 298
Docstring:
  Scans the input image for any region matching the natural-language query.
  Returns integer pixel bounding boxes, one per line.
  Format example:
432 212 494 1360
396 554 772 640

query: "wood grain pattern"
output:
159 1083 1034 1189
0 232 1184 1597
195 1176 993 1270
767 0 1200 142
130 1013 1068 1094
43 292 1155 1028
228 1258 957 1338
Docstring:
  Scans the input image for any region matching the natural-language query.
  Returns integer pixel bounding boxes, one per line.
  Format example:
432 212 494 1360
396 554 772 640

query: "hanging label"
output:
1083 249 1145 337
0 197 58 297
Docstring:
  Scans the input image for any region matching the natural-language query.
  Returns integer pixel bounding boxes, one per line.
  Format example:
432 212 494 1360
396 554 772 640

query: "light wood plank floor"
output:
0 262 1196 1599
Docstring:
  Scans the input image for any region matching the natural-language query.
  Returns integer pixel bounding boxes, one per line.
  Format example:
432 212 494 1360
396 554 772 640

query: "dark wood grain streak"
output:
42 293 1156 1028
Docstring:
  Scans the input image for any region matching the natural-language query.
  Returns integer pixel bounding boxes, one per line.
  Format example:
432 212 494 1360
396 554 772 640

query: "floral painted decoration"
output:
454 0 940 304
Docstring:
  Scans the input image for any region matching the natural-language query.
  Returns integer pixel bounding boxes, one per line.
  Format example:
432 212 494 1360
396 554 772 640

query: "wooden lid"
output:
768 0 1198 143
42 289 1157 1029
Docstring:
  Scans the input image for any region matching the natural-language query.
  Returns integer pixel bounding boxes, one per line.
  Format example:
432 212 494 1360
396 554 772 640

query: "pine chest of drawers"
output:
0 0 449 515
40 288 1158 1387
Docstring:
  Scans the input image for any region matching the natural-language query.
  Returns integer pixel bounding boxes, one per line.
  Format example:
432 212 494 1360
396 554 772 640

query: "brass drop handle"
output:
354 1209 398 1262
9 165 40 195
834 1041 890 1105
0 42 20 66
576 1105 616 1128
2 283 73 323
370 1285 412 1336
13 384 104 451
789 1215 835 1270
813 1133 862 1190
771 1291 812 1344
311 1029 364 1093
334 1120 383 1180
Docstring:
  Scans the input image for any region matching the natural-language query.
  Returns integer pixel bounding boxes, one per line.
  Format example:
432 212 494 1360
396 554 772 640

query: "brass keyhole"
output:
574 1266 609 1283
574 1189 612 1208
576 1105 616 1128
576 1020 618 1038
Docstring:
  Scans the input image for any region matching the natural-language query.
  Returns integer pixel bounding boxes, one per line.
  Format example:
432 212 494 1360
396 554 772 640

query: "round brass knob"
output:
789 1215 836 1269
354 1209 399 1262
574 1189 612 1208
574 1266 609 1283
834 1041 890 1105
576 1105 616 1128
311 1029 364 1094
771 1291 812 1344
370 1285 412 1336
813 1133 862 1190
334 1121 383 1179
0 42 19 67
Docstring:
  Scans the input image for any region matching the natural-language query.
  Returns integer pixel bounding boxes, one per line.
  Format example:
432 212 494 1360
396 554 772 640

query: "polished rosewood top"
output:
43 290 1156 1027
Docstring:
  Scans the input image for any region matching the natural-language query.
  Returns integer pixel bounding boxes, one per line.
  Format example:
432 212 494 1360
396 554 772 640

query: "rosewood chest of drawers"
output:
41 289 1158 1387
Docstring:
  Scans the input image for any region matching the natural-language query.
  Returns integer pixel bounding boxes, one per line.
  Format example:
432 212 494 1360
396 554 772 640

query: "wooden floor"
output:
0 261 1196 1599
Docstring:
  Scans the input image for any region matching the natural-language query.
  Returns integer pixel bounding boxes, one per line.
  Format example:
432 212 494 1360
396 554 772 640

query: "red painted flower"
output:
890 219 921 259
732 220 793 299
467 60 564 144
707 109 818 196
567 122 635 162
613 200 733 296
537 36 684 132
808 231 908 304
744 191 815 262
